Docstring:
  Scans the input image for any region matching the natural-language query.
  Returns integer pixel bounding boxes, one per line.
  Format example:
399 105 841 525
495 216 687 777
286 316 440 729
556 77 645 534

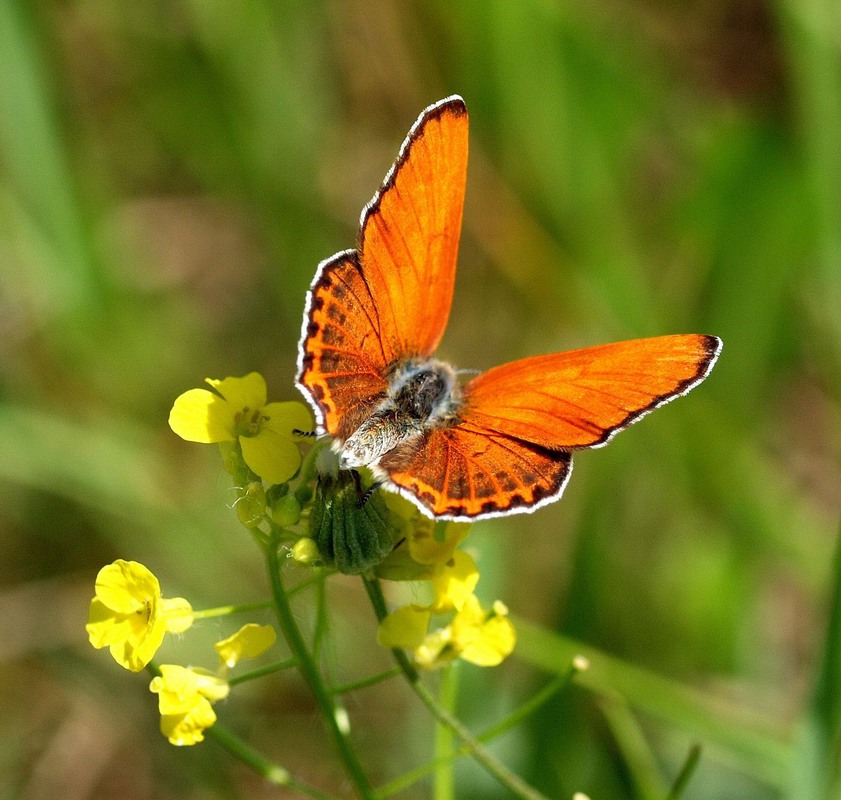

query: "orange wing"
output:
378 334 720 519
358 96 468 358
378 424 573 520
298 96 469 437
462 335 722 450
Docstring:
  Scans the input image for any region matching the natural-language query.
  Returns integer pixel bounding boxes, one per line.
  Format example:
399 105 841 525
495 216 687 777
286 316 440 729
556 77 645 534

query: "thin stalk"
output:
228 657 298 687
434 665 458 800
330 667 402 695
375 663 581 797
266 532 374 799
664 743 702 800
362 576 550 800
192 600 273 619
206 723 341 800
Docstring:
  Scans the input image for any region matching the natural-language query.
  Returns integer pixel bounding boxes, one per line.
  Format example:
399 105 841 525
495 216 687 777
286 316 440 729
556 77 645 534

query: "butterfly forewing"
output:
359 96 468 358
462 334 722 450
298 252 393 439
298 97 469 439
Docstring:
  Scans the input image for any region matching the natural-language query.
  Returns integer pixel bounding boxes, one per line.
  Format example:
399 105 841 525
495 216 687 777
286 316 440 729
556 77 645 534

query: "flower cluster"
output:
87 373 517 751
375 501 515 668
87 558 276 745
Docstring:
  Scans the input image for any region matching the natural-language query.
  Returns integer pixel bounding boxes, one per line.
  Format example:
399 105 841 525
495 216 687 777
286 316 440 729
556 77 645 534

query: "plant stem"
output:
192 600 273 619
266 532 374 799
665 743 702 800
362 576 550 800
375 662 582 797
330 667 402 695
227 656 298 686
206 723 340 800
434 665 458 800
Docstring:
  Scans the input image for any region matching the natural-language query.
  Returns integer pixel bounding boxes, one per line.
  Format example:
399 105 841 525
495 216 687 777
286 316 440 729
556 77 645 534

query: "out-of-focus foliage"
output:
1 1 839 798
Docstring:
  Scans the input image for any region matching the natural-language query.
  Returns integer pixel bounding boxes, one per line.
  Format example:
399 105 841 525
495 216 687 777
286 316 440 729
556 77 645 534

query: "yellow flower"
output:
214 623 277 668
427 549 479 613
379 595 516 670
168 372 312 484
376 503 475 610
150 665 229 746
86 560 193 672
376 604 431 650
448 597 516 667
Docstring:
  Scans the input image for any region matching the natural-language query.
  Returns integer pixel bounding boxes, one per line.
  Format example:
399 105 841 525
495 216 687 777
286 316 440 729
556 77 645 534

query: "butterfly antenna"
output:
293 428 317 437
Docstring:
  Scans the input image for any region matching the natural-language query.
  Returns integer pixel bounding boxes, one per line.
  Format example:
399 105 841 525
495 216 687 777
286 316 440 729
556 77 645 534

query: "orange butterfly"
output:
297 96 721 520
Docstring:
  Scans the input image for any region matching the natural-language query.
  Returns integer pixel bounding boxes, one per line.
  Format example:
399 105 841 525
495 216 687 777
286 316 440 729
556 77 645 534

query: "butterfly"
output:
296 96 721 521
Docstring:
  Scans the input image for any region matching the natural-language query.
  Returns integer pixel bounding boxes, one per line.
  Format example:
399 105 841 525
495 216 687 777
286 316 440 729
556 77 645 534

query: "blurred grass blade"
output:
514 617 792 787
664 743 702 800
599 695 665 800
788 522 841 799
0 0 100 308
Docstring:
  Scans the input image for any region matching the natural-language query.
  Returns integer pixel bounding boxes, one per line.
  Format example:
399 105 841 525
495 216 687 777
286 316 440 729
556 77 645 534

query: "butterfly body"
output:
339 357 462 469
297 96 721 520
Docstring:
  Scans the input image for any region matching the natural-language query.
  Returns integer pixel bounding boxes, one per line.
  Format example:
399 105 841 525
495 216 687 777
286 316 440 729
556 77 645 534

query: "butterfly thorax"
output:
339 358 462 469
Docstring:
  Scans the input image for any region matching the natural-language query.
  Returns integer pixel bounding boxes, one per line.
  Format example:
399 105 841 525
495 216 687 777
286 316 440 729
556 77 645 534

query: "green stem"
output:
434 665 458 800
206 723 341 800
478 662 581 743
228 657 298 686
330 667 401 696
375 662 583 797
265 532 374 799
362 576 550 800
192 600 273 619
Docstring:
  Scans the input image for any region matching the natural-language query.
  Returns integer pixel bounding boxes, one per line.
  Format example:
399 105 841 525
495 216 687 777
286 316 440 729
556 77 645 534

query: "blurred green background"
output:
1 1 840 798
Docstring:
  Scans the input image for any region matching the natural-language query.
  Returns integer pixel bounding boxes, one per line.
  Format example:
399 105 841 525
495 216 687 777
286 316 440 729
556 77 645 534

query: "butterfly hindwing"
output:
378 334 720 519
378 423 572 519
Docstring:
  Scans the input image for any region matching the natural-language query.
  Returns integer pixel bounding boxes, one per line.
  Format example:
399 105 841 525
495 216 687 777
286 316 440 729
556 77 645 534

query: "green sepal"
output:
310 471 396 575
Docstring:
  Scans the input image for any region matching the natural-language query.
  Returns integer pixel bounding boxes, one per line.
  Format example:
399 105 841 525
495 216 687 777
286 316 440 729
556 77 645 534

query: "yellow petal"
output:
414 628 455 669
408 521 471 566
160 597 194 633
214 623 277 668
169 388 235 443
261 401 314 438
377 605 431 650
240 428 301 484
151 666 228 713
109 619 167 671
429 550 479 613
450 596 516 667
159 698 217 746
94 560 158 613
458 616 516 667
86 599 133 648
194 671 230 702
206 373 266 412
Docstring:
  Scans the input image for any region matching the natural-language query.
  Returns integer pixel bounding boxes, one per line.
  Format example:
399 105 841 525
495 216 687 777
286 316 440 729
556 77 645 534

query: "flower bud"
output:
271 494 302 527
309 470 396 575
291 537 320 565
236 482 266 528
